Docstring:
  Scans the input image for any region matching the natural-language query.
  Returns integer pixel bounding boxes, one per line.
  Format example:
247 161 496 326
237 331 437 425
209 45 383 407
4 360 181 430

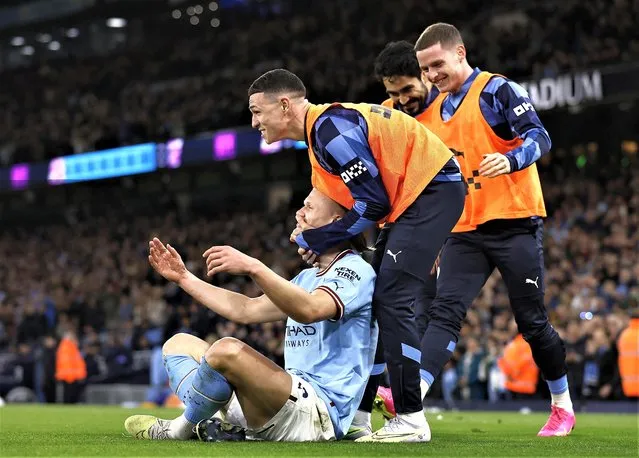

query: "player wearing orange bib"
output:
414 23 575 436
247 69 465 442
347 42 446 436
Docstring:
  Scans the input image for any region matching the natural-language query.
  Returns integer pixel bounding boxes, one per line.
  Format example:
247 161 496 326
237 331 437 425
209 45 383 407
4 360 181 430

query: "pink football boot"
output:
373 386 397 420
537 405 576 437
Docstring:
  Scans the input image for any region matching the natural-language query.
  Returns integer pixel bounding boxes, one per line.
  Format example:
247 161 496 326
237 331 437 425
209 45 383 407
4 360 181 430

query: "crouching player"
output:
124 189 378 442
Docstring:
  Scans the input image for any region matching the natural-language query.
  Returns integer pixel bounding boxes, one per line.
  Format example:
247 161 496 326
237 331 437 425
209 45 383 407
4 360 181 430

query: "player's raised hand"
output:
203 245 259 277
148 237 188 283
479 153 511 178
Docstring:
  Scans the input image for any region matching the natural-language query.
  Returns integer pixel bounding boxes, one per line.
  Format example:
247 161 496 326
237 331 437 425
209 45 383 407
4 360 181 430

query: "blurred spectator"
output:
441 360 458 406
498 334 539 399
456 337 487 400
617 309 639 399
482 338 503 402
13 343 36 394
39 335 59 403
581 328 617 399
84 342 106 380
55 330 87 403
16 303 49 345
104 334 133 379
563 320 586 398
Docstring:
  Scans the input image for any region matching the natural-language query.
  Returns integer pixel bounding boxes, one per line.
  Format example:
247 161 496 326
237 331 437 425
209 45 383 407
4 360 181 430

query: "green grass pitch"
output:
0 405 637 456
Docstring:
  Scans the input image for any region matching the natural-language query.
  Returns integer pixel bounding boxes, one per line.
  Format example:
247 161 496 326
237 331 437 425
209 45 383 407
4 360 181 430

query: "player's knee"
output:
521 321 556 345
427 299 465 334
204 337 245 371
162 333 192 356
162 333 209 362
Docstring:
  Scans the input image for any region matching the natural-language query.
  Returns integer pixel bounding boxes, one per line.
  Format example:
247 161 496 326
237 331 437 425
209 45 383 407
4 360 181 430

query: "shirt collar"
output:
445 67 482 109
454 67 482 96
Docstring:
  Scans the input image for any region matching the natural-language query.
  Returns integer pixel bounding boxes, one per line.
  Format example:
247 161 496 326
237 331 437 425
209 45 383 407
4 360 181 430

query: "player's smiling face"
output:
249 92 288 144
382 75 427 115
416 42 466 93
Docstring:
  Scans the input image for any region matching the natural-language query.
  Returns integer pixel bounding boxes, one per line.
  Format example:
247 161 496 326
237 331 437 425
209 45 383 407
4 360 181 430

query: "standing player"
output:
248 69 465 441
413 23 575 436
348 41 446 435
124 189 378 441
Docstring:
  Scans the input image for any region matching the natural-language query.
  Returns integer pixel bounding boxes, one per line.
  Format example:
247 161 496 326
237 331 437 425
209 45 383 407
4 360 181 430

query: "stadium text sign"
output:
521 71 603 111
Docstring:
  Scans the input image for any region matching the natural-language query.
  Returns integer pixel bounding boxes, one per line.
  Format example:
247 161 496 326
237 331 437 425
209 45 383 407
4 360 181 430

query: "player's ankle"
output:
169 414 196 440
550 389 573 413
552 400 574 413
396 410 428 428
352 410 372 428
420 378 432 401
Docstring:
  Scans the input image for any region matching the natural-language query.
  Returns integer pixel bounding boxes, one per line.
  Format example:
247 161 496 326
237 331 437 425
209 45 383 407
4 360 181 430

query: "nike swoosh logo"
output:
258 423 276 434
372 432 423 438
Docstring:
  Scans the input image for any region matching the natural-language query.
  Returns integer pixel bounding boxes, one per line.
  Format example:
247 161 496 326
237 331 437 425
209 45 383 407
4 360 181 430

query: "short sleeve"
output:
314 255 375 321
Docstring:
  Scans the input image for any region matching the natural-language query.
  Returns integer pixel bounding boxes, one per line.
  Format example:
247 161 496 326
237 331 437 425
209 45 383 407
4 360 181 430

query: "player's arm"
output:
251 255 375 326
203 244 338 324
295 108 391 254
148 237 286 324
247 261 343 324
490 77 552 172
178 273 287 325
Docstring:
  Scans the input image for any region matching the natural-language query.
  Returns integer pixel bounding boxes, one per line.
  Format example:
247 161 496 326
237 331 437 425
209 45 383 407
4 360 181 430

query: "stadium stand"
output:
0 0 638 165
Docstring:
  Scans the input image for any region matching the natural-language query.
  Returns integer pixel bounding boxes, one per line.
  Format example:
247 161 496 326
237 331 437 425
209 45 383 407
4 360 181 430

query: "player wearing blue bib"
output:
124 189 377 442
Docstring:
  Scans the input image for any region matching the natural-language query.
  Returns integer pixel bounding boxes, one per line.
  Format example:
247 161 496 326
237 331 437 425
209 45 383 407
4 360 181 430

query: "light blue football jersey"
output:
285 249 378 439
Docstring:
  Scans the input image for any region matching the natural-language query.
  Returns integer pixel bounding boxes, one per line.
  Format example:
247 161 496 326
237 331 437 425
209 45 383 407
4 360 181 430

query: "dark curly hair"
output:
374 41 422 82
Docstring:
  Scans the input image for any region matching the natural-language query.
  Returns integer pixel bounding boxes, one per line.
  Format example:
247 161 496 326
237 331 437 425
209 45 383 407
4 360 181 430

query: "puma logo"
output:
526 276 539 288
386 249 402 263
298 382 308 398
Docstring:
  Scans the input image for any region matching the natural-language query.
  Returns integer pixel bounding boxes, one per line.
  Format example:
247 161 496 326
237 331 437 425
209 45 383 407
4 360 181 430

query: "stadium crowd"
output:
1 0 638 165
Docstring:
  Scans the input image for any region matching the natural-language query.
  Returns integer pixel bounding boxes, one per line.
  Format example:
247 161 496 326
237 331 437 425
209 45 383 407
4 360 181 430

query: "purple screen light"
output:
166 138 184 168
10 164 29 189
47 157 67 185
213 132 237 160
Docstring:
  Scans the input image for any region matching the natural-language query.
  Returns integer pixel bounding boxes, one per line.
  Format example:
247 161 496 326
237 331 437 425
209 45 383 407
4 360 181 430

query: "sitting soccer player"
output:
124 189 377 442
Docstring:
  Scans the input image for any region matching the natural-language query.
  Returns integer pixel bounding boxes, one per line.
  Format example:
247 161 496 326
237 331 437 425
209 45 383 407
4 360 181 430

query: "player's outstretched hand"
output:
148 237 189 283
479 153 511 178
203 245 259 277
